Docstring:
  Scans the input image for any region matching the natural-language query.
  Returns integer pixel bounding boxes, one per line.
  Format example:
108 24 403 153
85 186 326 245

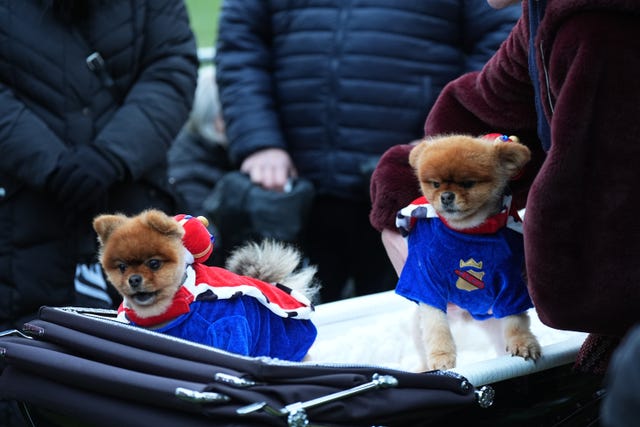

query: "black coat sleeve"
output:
215 0 288 166
93 0 199 181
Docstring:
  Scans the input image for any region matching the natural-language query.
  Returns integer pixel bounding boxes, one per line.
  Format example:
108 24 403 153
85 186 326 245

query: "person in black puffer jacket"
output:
215 0 521 302
0 0 198 331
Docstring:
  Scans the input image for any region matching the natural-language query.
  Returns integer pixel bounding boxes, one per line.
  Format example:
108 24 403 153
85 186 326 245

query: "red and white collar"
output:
396 194 522 237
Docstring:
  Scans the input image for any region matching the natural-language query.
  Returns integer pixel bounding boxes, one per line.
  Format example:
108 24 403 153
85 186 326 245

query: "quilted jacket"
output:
0 0 198 328
215 0 520 200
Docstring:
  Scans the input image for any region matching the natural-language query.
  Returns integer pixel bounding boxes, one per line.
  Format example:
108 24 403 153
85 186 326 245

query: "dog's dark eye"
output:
430 181 440 189
117 263 127 273
460 181 476 189
147 259 162 271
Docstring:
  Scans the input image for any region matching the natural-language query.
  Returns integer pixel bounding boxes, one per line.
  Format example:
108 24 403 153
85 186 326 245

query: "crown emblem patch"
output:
454 258 485 291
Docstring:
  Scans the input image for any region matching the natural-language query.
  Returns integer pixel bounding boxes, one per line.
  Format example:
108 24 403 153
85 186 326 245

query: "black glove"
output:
48 145 124 215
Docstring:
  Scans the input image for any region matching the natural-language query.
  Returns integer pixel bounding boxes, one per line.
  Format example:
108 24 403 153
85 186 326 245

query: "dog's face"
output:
409 135 531 229
93 210 186 318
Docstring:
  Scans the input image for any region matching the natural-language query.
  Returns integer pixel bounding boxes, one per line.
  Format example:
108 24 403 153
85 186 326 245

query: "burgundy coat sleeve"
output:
369 144 419 232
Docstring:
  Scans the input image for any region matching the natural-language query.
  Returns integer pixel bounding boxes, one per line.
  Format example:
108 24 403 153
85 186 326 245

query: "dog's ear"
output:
408 140 429 169
494 141 531 178
142 209 185 239
93 214 128 245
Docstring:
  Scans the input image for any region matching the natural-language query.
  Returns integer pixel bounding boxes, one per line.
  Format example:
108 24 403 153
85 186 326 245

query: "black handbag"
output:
0 306 492 427
203 172 315 255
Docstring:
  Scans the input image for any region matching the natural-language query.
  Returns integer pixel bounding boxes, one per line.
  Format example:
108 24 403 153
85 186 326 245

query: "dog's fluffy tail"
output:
225 239 321 303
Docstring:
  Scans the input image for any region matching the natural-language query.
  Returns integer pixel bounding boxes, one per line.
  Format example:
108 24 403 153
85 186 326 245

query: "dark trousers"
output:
303 195 397 303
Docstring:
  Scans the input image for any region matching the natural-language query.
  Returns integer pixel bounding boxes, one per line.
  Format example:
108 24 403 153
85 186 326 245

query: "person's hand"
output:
240 148 297 192
47 145 121 216
381 228 408 277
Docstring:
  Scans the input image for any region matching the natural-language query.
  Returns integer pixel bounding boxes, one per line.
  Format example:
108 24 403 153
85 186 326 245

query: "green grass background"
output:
185 0 223 48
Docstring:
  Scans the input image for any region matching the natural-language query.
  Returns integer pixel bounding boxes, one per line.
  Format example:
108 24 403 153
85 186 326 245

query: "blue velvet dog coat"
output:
395 196 533 320
118 263 317 361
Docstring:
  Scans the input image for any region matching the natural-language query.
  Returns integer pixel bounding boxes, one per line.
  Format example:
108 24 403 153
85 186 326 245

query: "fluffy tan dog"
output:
93 209 319 361
396 134 541 371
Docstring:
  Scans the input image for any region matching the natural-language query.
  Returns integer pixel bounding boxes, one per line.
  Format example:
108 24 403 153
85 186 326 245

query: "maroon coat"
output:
370 0 640 339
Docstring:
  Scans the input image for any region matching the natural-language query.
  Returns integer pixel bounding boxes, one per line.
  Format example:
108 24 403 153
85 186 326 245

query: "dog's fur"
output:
93 209 320 321
407 135 541 370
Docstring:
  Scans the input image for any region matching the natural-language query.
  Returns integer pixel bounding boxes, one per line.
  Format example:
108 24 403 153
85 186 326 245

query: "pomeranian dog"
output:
93 209 319 361
395 134 541 371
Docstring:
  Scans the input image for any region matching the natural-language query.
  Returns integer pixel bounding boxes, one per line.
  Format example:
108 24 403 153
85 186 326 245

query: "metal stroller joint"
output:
21 323 45 337
214 372 258 387
175 387 231 404
475 385 495 408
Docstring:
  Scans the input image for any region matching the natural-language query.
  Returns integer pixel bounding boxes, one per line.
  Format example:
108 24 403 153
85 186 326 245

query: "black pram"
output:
0 306 491 427
0 300 603 426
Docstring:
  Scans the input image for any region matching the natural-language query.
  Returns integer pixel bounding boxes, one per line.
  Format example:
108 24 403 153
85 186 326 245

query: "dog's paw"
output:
506 334 541 361
427 351 457 371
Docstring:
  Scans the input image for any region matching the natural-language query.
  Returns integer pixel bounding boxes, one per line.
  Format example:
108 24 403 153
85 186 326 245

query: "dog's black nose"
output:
441 192 455 205
128 274 143 288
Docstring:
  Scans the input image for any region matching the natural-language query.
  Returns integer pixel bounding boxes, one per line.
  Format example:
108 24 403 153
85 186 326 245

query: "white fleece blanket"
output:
307 291 587 386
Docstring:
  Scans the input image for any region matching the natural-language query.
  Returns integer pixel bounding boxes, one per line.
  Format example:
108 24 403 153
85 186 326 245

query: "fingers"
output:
381 228 408 277
250 163 288 191
240 148 295 191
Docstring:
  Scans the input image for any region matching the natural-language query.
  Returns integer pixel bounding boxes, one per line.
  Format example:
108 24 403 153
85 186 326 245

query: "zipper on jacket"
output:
86 52 115 90
325 1 352 150
539 42 555 115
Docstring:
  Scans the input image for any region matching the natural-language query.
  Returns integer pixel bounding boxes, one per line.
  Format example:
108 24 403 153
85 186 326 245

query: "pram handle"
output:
237 373 398 426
